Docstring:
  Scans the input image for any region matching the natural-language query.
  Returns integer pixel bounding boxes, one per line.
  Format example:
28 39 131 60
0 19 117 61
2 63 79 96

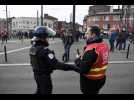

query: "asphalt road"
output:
0 38 134 94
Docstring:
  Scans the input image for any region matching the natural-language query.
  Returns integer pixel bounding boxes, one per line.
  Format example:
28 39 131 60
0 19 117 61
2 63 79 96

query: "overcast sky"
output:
0 5 118 25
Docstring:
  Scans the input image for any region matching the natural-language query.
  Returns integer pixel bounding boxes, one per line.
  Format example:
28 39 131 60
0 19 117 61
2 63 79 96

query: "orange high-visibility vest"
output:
81 41 109 80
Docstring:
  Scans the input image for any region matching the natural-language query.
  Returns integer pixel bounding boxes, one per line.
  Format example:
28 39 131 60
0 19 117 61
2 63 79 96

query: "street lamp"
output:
2 6 8 33
37 10 39 26
6 5 8 34
73 5 76 33
41 5 43 26
72 5 76 41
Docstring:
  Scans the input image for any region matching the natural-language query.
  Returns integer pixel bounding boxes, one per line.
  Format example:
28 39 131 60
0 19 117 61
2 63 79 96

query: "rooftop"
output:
44 14 58 20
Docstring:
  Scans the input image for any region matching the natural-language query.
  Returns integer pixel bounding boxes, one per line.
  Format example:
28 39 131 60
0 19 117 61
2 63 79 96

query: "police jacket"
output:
30 41 80 75
75 36 108 77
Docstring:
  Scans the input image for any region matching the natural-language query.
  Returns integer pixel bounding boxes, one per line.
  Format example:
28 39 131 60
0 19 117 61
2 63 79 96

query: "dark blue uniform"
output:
30 41 80 94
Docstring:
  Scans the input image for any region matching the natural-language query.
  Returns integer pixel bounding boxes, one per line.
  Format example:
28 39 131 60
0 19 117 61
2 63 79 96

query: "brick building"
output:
122 5 134 32
83 5 122 33
56 21 83 37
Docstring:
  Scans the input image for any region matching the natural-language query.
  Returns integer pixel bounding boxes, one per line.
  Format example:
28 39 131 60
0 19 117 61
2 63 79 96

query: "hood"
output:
86 36 103 45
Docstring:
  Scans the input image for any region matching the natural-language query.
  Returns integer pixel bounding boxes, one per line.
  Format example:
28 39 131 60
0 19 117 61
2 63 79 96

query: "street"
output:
0 38 134 94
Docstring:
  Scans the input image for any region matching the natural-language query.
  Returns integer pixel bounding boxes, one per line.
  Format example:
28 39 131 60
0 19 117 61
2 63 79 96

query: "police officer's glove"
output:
66 64 81 73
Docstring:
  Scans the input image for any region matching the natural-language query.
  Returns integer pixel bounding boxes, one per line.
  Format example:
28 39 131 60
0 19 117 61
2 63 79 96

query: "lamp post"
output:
6 5 8 34
41 5 43 26
37 10 39 26
73 5 76 41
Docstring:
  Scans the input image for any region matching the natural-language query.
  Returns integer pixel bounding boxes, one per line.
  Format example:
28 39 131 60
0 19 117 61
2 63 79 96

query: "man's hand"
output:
74 57 81 67
76 54 80 58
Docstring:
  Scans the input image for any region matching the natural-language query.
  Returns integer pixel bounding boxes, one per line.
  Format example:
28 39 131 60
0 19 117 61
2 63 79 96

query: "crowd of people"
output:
0 30 33 44
108 28 134 52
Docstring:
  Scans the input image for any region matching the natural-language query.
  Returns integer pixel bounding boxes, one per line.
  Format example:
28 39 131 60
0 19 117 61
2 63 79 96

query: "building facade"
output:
122 5 134 32
83 5 122 33
11 17 37 33
43 14 58 31
0 18 7 32
56 21 83 36
11 14 58 33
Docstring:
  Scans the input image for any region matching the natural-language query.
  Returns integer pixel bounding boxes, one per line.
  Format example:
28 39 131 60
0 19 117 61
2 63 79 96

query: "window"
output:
103 24 108 29
129 17 133 25
113 15 120 21
48 24 51 27
95 16 100 21
44 22 47 26
104 16 109 21
13 22 15 27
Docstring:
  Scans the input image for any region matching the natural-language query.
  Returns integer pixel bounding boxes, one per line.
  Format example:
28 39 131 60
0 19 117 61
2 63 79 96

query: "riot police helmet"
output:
32 26 56 38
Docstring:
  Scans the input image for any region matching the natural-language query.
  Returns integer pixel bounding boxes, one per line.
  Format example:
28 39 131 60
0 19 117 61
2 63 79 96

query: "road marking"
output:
0 39 61 55
0 63 30 67
67 61 134 64
0 46 31 55
0 60 134 67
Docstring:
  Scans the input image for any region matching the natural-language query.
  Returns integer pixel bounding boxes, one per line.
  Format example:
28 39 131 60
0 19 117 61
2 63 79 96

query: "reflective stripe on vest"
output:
90 65 108 72
84 65 108 80
84 74 105 80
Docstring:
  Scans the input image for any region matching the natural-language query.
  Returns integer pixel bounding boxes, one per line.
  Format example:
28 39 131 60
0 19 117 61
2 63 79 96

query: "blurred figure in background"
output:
109 28 118 52
62 29 74 62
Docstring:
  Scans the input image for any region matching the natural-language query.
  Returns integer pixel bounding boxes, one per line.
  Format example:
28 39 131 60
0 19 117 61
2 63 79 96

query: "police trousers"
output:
34 74 52 94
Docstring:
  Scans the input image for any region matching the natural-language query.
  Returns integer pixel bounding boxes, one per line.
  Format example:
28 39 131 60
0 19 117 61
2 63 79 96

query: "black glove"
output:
53 61 80 73
66 64 81 73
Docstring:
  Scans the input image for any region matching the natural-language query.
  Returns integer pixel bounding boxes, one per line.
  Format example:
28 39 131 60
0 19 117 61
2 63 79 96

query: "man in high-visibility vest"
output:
75 26 110 94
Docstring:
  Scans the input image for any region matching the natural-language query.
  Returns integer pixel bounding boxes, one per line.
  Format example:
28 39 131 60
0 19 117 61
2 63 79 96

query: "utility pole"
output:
73 5 76 40
127 5 130 33
6 5 8 34
119 5 123 30
37 10 39 26
4 5 8 62
41 5 43 26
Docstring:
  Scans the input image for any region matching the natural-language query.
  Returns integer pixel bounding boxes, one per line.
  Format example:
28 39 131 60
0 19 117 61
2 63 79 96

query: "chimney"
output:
44 14 48 17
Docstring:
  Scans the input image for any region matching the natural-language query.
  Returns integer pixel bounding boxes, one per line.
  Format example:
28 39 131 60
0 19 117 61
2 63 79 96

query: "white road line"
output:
0 40 61 55
67 61 134 64
0 46 31 55
0 63 30 66
0 60 134 67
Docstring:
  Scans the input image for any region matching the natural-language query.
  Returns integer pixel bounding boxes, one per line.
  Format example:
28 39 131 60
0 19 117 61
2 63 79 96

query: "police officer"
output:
29 26 80 94
75 26 109 94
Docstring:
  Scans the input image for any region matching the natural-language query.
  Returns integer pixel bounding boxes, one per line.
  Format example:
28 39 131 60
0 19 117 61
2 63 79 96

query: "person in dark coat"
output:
29 26 80 94
109 29 118 52
62 29 74 62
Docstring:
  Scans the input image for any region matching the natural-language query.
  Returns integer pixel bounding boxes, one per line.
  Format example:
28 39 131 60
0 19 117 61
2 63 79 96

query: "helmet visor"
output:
46 27 56 36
